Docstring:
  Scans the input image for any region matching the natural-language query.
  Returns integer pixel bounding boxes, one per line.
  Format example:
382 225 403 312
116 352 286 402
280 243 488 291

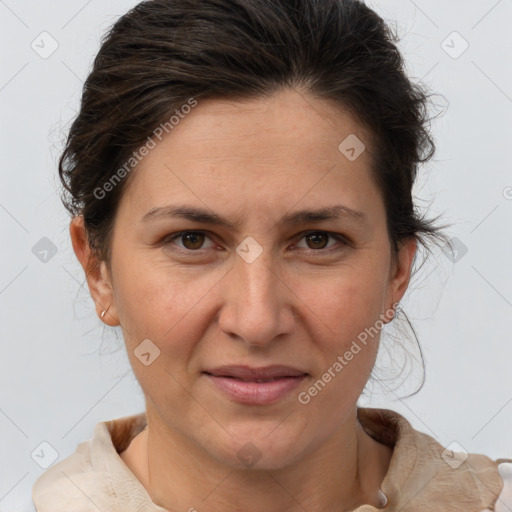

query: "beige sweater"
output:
32 407 512 511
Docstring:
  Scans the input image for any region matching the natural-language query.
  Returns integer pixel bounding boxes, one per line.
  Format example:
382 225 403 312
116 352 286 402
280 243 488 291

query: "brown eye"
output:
164 231 215 252
305 232 330 249
294 231 347 252
180 232 206 250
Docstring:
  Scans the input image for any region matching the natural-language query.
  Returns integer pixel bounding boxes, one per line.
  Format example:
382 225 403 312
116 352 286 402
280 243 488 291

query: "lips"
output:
203 365 308 405
204 365 308 381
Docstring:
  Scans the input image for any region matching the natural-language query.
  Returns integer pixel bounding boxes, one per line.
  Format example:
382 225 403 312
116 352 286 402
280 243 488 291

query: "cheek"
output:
298 274 386 418
112 253 223 356
297 262 390 344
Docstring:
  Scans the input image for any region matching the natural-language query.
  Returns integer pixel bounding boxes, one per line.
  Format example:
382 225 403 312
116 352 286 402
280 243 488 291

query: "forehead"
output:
148 90 372 162
118 88 381 224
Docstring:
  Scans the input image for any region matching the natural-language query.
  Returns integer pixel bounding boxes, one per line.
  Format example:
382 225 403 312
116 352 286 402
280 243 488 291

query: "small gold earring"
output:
100 305 110 319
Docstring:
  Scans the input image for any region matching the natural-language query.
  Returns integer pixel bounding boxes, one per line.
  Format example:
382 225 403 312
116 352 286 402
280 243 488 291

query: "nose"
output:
217 247 296 348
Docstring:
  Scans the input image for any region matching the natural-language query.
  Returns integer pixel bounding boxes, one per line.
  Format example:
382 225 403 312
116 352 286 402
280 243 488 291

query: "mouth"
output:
203 365 309 405
207 375 292 382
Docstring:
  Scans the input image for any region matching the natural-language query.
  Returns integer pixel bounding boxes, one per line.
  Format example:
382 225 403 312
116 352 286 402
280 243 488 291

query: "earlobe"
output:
95 261 120 326
387 237 417 314
69 216 120 326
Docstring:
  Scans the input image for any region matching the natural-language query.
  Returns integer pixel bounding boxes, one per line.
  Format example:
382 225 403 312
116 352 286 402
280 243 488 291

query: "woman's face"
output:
77 88 415 469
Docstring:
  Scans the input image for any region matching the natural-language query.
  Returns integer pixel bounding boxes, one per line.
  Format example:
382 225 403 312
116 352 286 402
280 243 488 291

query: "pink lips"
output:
203 365 308 405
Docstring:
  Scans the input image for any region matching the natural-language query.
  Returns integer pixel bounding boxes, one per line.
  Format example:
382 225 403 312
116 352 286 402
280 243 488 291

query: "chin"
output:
207 423 311 471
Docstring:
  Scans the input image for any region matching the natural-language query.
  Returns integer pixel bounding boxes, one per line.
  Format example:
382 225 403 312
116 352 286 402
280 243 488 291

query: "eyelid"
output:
163 229 350 253
165 230 217 252
293 230 350 251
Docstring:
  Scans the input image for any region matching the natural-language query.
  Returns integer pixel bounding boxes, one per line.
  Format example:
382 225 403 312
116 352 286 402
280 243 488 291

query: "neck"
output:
121 406 392 512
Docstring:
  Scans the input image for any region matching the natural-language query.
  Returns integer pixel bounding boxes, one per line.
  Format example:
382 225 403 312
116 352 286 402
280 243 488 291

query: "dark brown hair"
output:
60 0 449 394
59 0 446 262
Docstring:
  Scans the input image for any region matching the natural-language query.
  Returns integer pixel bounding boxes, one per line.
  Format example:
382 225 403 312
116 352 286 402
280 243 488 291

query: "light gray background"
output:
1 0 511 510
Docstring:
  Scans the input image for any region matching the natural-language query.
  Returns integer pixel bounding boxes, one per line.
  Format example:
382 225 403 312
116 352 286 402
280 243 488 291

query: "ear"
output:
385 237 417 319
69 216 119 326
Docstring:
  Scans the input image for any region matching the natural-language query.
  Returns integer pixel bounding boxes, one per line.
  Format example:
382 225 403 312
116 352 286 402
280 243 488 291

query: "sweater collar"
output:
94 407 504 511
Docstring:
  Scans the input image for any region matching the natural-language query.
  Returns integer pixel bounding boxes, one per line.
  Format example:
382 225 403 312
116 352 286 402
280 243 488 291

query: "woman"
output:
32 0 511 510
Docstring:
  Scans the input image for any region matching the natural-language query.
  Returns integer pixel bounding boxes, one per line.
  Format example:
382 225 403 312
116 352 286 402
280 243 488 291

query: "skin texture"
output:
71 88 417 512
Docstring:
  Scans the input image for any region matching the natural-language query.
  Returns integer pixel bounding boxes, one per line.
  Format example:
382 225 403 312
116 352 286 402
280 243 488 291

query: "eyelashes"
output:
162 230 350 255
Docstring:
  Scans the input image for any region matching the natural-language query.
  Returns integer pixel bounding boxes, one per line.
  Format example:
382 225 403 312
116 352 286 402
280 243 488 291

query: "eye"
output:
165 231 216 251
162 229 348 255
294 231 347 251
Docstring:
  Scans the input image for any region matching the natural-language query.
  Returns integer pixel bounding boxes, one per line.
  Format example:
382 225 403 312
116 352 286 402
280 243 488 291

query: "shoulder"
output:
32 412 152 512
31 435 105 511
479 462 512 512
31 420 118 511
358 407 512 510
404 424 512 510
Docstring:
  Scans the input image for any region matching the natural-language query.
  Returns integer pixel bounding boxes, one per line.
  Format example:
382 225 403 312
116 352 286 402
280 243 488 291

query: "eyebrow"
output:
141 203 367 230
